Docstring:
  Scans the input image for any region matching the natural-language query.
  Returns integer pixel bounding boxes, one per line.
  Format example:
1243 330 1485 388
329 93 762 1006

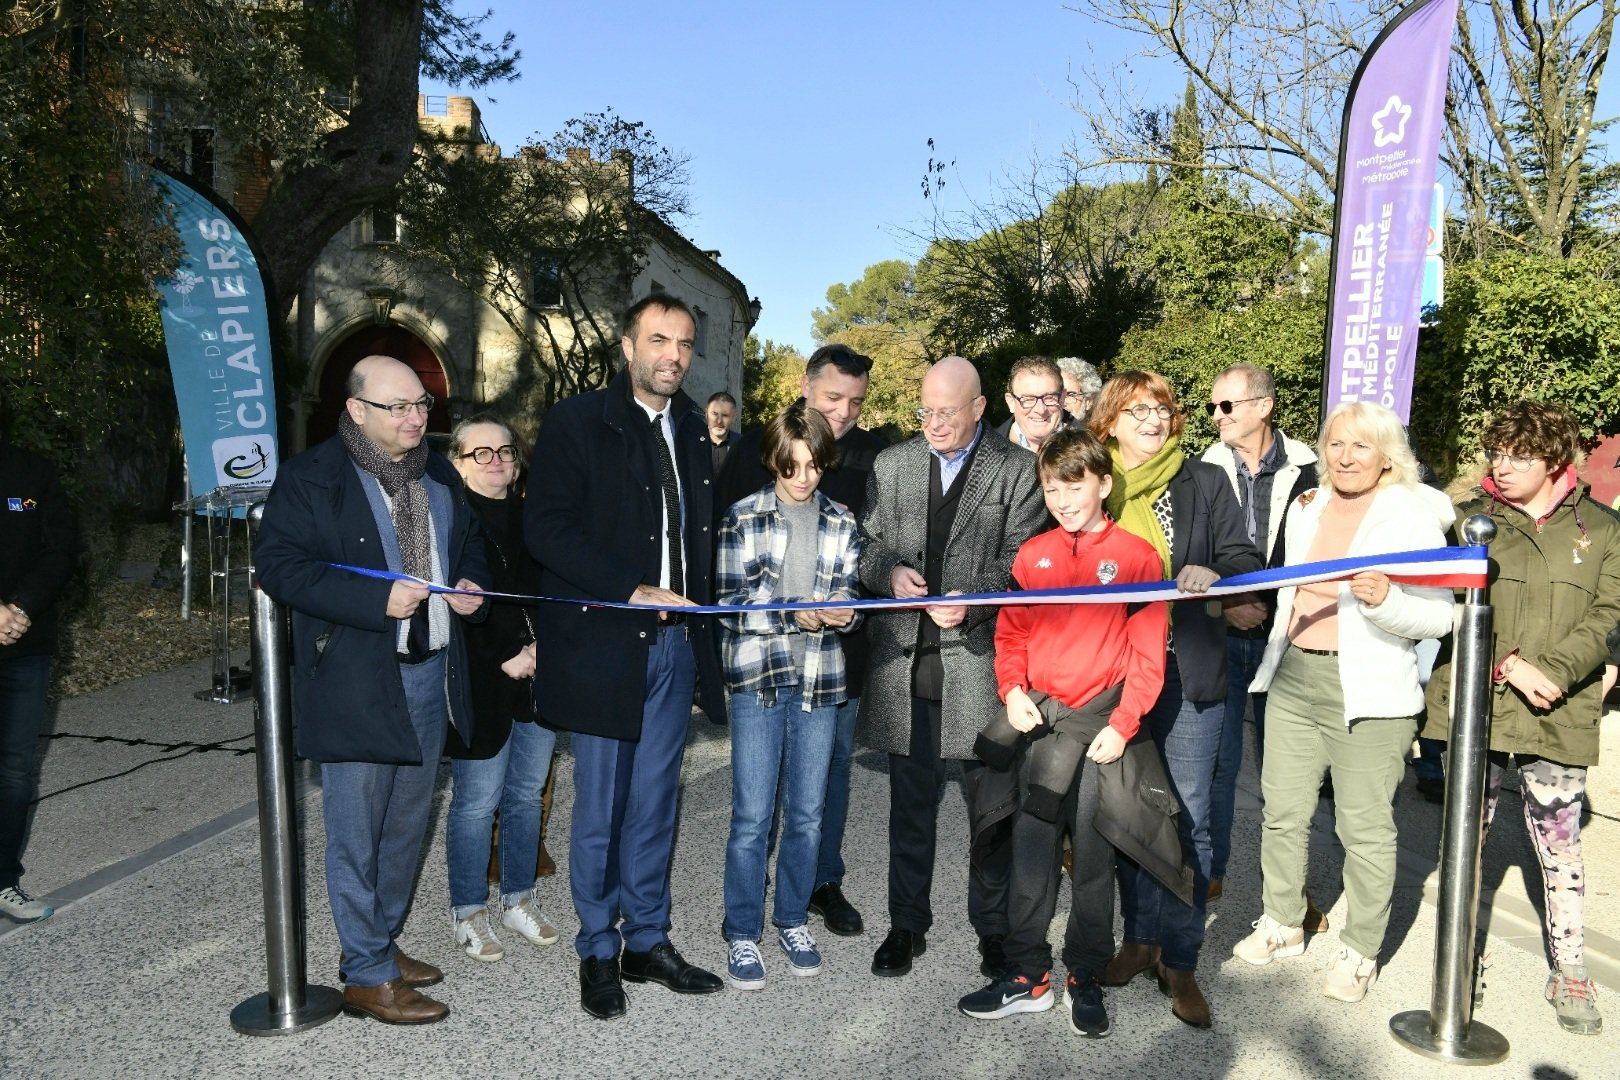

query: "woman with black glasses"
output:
442 414 561 963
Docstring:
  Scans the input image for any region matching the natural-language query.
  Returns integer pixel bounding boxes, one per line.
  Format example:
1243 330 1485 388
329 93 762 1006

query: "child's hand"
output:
1086 726 1127 765
1005 686 1043 733
818 593 855 628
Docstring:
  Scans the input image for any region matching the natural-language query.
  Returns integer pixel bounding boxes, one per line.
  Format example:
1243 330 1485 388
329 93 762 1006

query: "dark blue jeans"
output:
1117 656 1221 971
0 653 51 891
1211 633 1269 881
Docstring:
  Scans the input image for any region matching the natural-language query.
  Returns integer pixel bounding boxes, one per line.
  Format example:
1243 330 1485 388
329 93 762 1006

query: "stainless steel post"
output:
180 458 193 621
1391 514 1509 1064
231 502 343 1036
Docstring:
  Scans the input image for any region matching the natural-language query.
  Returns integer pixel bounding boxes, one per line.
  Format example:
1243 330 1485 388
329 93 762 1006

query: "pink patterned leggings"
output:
1482 752 1588 968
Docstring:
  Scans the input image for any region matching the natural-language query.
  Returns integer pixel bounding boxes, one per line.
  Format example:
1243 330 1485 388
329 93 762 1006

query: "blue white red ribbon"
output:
327 545 1486 615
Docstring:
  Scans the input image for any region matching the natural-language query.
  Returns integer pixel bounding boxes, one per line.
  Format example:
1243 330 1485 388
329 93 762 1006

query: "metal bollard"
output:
230 503 343 1036
1390 514 1509 1064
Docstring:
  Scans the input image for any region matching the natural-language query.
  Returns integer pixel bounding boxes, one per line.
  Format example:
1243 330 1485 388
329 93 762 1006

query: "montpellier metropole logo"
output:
1371 95 1414 148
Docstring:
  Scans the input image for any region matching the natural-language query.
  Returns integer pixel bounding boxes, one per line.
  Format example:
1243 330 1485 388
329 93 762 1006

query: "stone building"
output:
281 94 755 450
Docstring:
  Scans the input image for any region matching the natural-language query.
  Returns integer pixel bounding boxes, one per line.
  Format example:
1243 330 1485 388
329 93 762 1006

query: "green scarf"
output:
1105 435 1183 574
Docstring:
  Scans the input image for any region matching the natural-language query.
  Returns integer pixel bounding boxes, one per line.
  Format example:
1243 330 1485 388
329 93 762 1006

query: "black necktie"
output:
650 412 684 597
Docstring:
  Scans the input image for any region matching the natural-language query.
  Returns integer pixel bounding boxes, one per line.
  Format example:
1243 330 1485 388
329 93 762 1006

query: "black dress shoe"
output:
979 933 1007 978
580 956 627 1020
620 942 724 994
808 882 864 937
871 927 925 977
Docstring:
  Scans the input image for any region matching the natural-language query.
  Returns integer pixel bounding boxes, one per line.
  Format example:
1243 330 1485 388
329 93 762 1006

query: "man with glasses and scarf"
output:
257 355 489 1025
1196 363 1316 904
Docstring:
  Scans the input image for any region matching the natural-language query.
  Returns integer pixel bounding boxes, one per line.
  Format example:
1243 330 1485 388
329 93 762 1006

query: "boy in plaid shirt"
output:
715 402 863 989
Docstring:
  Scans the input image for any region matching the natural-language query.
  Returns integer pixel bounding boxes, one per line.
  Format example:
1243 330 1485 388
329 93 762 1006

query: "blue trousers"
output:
1117 657 1221 971
322 653 448 988
0 653 50 892
1211 633 1269 881
446 719 557 916
569 625 695 960
814 695 859 887
723 687 836 940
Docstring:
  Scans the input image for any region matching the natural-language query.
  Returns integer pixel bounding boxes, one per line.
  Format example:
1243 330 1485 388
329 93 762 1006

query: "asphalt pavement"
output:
2 654 1618 1079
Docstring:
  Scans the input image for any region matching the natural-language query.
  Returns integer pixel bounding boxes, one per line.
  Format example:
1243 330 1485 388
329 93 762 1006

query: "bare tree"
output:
394 112 692 407
1446 0 1617 256
909 151 1163 363
1068 0 1616 255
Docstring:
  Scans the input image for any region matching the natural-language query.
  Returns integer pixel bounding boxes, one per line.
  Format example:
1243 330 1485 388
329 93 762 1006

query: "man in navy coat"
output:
256 355 488 1025
526 293 728 1019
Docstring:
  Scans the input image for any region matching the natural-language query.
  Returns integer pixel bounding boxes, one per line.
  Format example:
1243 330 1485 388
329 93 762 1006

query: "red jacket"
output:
994 520 1168 739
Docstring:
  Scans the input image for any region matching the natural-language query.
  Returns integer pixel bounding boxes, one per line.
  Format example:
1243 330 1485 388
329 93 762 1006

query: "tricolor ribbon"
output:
327 545 1486 615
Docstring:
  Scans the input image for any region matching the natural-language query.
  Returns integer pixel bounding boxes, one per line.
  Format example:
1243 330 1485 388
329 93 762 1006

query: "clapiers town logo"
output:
212 434 278 486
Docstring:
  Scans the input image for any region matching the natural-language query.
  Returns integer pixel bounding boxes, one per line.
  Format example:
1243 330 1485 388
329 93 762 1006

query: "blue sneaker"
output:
1064 972 1111 1038
726 939 766 990
958 969 1057 1019
777 924 823 977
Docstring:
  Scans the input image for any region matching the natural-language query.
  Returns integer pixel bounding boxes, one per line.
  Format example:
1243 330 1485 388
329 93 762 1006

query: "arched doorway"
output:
309 325 452 446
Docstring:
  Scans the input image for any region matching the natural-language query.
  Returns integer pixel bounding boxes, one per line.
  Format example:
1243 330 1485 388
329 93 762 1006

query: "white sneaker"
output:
1322 945 1378 1002
501 897 560 946
1232 913 1305 966
1546 964 1604 1034
454 908 505 962
0 885 53 923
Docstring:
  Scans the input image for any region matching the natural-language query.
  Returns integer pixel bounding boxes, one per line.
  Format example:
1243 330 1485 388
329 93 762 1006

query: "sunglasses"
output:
1204 396 1267 416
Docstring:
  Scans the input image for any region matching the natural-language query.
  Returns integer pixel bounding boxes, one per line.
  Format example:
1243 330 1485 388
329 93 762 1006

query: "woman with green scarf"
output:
1086 370 1261 1029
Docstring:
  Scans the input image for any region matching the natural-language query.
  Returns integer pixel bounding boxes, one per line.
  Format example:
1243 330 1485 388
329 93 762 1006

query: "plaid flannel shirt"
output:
715 484 864 710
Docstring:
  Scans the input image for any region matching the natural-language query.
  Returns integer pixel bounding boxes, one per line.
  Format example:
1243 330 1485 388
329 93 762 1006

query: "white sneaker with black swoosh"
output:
958 969 1058 1019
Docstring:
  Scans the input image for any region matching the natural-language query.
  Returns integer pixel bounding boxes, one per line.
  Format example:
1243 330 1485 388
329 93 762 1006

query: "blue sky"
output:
423 1 1617 354
423 1 1159 352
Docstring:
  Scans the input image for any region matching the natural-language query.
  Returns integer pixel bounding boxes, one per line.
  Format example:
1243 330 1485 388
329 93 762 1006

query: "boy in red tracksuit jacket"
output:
959 426 1167 1040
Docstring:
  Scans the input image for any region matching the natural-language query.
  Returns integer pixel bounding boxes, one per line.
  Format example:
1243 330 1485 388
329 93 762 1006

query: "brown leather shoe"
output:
1101 942 1161 986
1303 895 1330 933
1206 877 1223 902
342 978 449 1025
537 841 557 878
1156 962 1212 1029
393 947 444 989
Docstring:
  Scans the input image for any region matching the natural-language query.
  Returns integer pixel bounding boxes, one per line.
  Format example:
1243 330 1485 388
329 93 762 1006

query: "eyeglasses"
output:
356 393 434 419
1485 449 1539 473
459 445 517 465
1204 396 1266 416
1010 393 1063 410
1064 390 1095 403
915 405 968 423
1120 403 1175 422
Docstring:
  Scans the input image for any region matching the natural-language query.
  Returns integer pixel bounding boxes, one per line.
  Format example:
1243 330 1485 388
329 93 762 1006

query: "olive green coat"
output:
1426 483 1620 766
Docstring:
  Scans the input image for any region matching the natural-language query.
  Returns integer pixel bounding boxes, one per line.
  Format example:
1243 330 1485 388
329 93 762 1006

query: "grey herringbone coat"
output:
855 431 1047 759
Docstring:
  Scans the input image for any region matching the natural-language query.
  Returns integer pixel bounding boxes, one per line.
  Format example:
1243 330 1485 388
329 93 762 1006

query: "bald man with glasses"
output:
857 356 1047 981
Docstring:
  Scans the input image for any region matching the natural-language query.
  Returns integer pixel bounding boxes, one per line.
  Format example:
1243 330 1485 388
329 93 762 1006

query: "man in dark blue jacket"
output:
526 293 728 1020
256 355 487 1026
0 437 79 924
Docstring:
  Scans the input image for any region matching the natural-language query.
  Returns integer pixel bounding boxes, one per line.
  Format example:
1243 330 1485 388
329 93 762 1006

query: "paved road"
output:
2 656 1617 1078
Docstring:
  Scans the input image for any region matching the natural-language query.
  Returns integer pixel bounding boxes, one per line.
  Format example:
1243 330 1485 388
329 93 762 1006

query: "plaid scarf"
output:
339 412 433 580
